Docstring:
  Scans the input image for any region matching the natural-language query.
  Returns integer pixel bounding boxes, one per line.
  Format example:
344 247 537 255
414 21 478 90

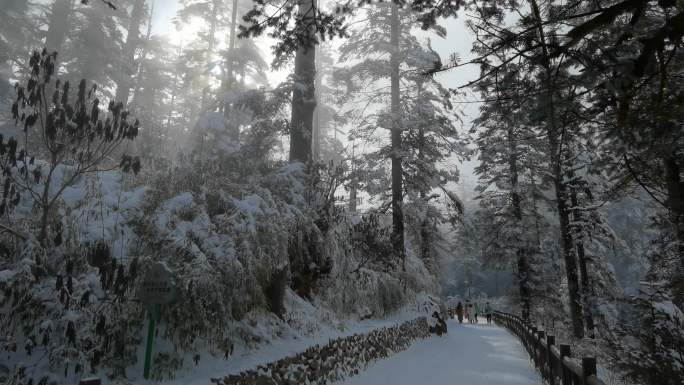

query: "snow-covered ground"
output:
337 319 542 385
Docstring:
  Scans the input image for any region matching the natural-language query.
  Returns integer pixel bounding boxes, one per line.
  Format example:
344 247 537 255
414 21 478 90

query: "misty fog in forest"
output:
0 0 682 384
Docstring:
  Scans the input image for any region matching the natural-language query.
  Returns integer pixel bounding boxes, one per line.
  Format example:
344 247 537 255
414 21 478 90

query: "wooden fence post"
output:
582 357 597 385
560 344 571 385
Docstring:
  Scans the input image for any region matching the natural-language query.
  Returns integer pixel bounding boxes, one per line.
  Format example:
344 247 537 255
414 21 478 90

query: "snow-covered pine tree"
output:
470 57 548 321
313 42 344 163
0 0 40 102
288 0 317 163
114 0 148 106
60 1 127 95
335 2 459 268
466 0 596 337
175 0 231 111
402 78 463 274
220 0 268 143
129 33 179 167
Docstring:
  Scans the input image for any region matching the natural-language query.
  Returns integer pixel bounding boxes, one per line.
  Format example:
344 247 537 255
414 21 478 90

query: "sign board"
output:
138 262 177 305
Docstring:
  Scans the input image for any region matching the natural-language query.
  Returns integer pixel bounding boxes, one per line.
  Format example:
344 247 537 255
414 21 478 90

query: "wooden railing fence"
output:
492 311 607 385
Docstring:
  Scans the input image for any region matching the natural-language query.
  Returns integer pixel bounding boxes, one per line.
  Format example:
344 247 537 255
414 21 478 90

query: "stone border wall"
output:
215 317 430 385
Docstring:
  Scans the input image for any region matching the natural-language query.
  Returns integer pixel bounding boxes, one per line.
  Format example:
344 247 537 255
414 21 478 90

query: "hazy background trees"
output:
0 0 681 384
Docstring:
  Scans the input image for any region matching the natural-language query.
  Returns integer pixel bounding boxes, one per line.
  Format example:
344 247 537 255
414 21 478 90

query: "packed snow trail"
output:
338 319 541 385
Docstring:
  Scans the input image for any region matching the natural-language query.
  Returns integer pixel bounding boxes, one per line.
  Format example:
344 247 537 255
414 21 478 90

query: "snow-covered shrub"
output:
377 277 404 314
3 49 140 247
610 284 684 385
0 237 146 384
0 48 147 385
1 88 438 385
609 233 684 385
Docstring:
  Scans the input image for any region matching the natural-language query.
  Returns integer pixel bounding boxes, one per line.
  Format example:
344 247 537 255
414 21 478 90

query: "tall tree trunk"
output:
555 172 584 338
530 171 542 249
81 10 105 83
0 61 9 103
2 0 30 99
131 3 154 107
166 41 182 141
223 0 240 141
312 44 322 161
389 2 404 263
349 141 357 212
664 156 684 308
348 180 357 212
225 0 239 90
508 125 531 320
419 209 431 270
528 0 584 337
289 0 316 163
570 186 596 337
115 0 146 105
45 0 72 55
664 157 684 242
200 0 220 111
417 121 431 269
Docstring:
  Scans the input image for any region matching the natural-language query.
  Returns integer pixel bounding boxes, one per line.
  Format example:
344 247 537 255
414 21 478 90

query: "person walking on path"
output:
474 302 480 323
456 302 464 324
465 302 471 323
485 302 493 324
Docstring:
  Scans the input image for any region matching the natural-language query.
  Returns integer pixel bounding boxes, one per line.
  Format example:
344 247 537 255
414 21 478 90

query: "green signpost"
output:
138 262 177 380
143 304 161 379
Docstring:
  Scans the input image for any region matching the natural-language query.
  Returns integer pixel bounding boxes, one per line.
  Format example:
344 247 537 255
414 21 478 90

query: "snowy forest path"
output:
338 319 541 385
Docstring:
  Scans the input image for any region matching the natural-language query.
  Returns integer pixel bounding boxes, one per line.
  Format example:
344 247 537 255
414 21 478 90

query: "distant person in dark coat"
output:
456 302 464 323
485 302 493 324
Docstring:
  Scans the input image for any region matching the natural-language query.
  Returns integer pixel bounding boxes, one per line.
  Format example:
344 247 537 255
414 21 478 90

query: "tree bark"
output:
570 187 595 337
390 1 404 263
508 125 531 320
166 42 183 141
115 0 146 106
1 1 30 109
349 141 358 212
223 0 240 142
664 157 684 238
312 44 322 161
116 0 145 106
45 0 72 55
226 0 239 90
556 168 584 338
289 0 316 163
664 156 684 308
131 4 154 106
348 179 357 212
417 122 431 269
528 0 584 338
200 0 220 111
